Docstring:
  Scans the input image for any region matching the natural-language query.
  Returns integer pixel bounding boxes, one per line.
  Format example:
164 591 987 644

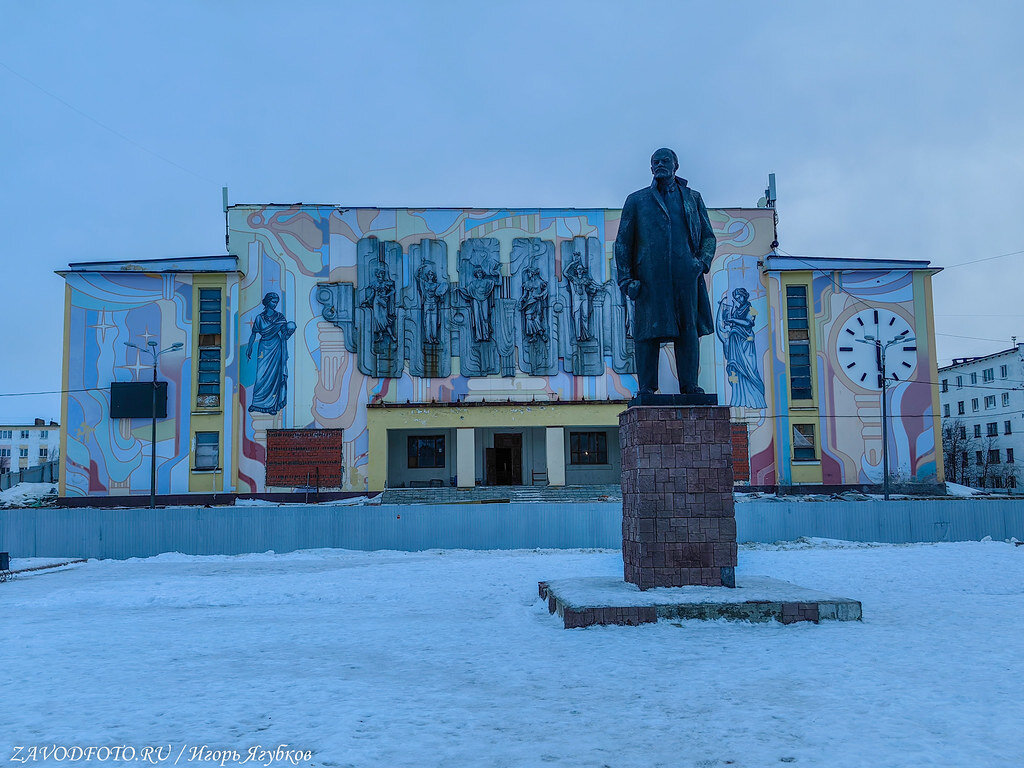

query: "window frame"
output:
407 434 446 469
193 431 220 471
792 423 817 462
569 431 609 465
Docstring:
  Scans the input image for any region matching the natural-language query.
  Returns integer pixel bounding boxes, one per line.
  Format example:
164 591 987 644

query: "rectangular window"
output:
958 424 966 439
0 430 10 439
39 447 48 460
976 450 984 465
970 372 978 385
196 289 222 409
1002 393 1010 407
992 476 1003 488
785 286 813 400
20 430 29 439
19 448 28 458
972 398 979 412
987 422 998 437
1007 448 1015 464
1000 365 1008 378
1010 476 1018 489
570 431 608 465
985 395 996 409
956 376 962 389
196 347 222 408
792 423 816 461
194 432 219 470
960 451 968 468
957 401 965 415
983 368 994 382
0 448 8 474
941 379 948 392
943 404 950 417
1005 420 1012 435
988 449 1001 465
974 424 982 438
408 435 445 468
39 430 48 439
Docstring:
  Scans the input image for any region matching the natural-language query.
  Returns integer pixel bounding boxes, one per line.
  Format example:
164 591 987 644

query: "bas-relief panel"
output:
228 206 780 492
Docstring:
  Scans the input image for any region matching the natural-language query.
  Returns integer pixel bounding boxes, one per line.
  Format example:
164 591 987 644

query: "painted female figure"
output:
715 287 766 409
246 292 297 415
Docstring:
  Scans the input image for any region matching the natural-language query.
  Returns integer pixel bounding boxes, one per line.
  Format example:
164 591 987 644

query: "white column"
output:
546 427 566 486
456 428 475 488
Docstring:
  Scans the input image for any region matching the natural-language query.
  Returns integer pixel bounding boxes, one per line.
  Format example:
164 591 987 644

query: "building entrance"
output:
487 433 523 485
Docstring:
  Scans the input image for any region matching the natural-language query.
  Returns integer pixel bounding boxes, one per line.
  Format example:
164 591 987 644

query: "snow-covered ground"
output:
3 542 1022 767
0 481 57 508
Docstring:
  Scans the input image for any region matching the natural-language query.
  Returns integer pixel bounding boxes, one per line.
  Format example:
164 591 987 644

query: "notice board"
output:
265 429 344 488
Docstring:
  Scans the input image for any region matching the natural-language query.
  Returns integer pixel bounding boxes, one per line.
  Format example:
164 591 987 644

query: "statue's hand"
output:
625 280 641 300
246 347 252 360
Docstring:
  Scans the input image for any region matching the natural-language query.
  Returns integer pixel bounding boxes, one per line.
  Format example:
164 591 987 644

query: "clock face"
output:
835 308 917 390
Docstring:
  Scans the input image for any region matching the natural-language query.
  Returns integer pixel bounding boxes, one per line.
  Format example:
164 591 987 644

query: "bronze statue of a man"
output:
614 148 716 394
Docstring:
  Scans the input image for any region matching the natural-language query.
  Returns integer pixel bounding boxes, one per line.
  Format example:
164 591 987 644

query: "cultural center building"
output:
58 199 944 500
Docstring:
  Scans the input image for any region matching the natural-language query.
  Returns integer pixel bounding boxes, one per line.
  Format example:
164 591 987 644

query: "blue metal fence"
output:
2 499 1023 560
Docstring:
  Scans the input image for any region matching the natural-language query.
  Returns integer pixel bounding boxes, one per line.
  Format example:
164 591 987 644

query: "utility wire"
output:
0 59 219 186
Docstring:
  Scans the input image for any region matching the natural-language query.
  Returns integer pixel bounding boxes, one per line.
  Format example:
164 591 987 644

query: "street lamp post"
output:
856 330 915 500
125 340 183 508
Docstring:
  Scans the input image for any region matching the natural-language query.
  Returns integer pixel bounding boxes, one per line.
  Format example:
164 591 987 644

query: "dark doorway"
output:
488 433 523 485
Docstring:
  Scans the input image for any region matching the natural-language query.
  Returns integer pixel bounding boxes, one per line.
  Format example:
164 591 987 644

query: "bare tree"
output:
942 419 976 485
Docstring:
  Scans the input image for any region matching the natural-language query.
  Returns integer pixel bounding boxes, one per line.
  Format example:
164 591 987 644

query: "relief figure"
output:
517 266 549 342
458 266 500 342
360 264 398 347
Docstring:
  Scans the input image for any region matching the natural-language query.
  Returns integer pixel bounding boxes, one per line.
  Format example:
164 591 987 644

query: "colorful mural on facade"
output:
59 205 941 498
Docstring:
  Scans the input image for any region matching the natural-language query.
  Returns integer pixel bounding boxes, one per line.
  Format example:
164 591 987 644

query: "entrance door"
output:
491 433 523 485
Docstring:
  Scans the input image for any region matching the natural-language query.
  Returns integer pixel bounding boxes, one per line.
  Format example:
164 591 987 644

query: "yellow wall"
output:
779 271 823 484
366 402 625 491
188 275 228 493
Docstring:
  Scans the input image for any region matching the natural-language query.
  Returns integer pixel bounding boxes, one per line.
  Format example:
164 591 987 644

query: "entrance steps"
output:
379 483 622 505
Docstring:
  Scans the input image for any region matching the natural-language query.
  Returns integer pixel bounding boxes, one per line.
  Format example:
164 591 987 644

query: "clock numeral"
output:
839 346 853 352
845 328 856 336
903 346 916 352
856 317 864 326
902 361 912 368
861 373 867 382
889 316 896 326
892 372 900 381
846 362 856 369
873 310 879 324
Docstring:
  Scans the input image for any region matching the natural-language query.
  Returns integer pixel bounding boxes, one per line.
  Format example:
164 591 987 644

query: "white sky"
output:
2 0 1022 422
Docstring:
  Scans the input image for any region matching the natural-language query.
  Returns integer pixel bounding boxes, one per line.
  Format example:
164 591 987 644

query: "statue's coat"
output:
614 176 717 342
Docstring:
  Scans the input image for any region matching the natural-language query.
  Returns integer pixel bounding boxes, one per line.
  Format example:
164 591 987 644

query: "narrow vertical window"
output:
786 285 812 400
197 288 222 408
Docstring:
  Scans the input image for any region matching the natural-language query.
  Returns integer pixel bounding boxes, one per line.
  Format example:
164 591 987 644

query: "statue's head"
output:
374 265 387 279
426 269 436 282
473 267 486 278
733 287 749 303
650 147 679 180
261 292 280 309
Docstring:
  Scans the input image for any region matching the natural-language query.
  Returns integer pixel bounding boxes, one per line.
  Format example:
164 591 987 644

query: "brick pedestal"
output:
620 405 737 589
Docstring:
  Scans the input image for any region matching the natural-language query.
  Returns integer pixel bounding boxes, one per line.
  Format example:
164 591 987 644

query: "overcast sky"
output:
2 0 1022 422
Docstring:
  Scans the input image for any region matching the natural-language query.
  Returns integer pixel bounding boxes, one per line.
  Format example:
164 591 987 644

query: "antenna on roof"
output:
757 173 777 209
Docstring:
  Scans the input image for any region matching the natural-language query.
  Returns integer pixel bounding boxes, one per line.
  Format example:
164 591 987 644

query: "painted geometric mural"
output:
61 204 940 496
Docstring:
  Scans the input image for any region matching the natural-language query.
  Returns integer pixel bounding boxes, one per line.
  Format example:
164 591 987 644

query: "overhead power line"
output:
0 58 219 186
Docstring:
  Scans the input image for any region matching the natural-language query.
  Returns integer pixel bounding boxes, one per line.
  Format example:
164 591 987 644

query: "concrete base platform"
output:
538 576 862 628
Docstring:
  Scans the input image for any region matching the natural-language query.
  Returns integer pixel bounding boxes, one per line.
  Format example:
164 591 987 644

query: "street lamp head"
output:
170 342 184 351
148 340 158 347
863 335 875 341
124 341 139 350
